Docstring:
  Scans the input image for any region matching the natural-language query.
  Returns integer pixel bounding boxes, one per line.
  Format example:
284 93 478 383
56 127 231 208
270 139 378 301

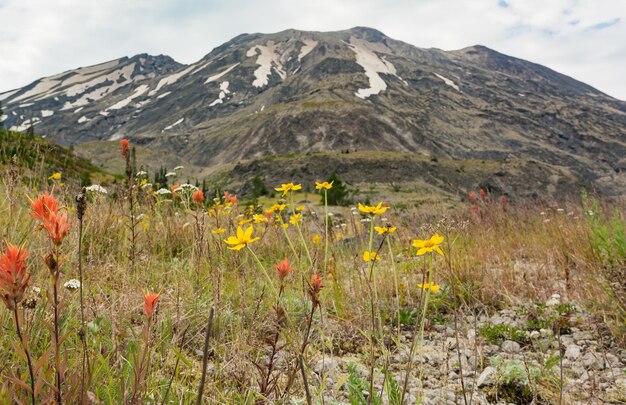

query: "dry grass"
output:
0 145 624 404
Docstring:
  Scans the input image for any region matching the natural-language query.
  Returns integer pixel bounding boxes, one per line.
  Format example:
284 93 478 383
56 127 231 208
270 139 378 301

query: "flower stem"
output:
323 190 329 274
13 304 36 405
387 236 401 338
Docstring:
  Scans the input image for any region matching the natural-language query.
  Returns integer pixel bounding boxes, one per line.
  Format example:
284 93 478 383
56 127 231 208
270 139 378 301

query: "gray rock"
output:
501 340 521 353
582 352 605 370
314 357 338 376
573 331 593 343
564 344 581 360
477 366 496 387
605 353 622 367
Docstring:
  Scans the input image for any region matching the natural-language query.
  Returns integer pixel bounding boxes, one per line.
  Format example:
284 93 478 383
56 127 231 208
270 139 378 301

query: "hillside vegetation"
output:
0 138 624 404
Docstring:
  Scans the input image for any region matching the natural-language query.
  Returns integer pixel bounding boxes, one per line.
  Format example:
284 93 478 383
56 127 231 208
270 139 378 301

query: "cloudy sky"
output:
1 0 625 99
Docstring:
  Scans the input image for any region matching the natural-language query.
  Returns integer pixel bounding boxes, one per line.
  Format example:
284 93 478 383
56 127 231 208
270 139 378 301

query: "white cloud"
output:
0 0 624 99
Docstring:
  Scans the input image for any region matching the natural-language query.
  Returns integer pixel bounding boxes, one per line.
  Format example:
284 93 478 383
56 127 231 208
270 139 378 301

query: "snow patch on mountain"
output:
209 81 230 107
205 63 240 84
434 73 460 92
163 118 184 132
247 41 286 87
348 38 403 99
108 84 149 110
77 115 90 124
41 110 54 118
0 90 18 102
150 65 196 95
10 117 40 132
298 39 318 61
60 63 137 110
192 61 212 75
157 91 171 99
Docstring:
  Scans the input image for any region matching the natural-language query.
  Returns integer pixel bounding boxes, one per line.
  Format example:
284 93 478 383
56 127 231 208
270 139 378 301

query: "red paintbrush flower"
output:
0 243 30 310
43 211 71 246
120 139 130 158
309 272 323 307
275 257 294 280
28 190 59 223
192 190 204 204
143 292 160 320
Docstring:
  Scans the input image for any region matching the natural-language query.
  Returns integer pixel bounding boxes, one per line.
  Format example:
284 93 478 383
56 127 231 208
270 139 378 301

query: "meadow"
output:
0 137 624 404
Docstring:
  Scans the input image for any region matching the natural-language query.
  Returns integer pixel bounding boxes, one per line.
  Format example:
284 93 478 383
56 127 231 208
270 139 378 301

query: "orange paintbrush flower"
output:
43 211 71 246
309 272 323 307
28 190 59 223
120 139 130 158
192 190 205 204
0 243 30 310
143 292 160 320
28 191 71 245
275 257 294 280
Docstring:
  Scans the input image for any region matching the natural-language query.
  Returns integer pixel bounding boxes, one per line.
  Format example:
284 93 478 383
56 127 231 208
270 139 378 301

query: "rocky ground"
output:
304 296 626 404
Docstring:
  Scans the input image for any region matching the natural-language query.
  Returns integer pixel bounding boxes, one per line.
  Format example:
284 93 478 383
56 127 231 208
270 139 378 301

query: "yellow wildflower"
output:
315 181 334 190
281 223 289 229
358 202 388 215
289 213 302 225
238 218 252 225
275 183 302 197
269 203 287 212
412 233 445 256
224 225 259 251
363 251 381 262
418 282 441 293
375 225 397 235
211 228 225 235
252 214 267 224
296 205 306 212
48 172 61 180
312 234 321 244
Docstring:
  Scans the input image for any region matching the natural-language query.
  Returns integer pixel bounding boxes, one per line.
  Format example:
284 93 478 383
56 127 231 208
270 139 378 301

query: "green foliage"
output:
154 166 169 189
0 101 4 129
582 190 626 266
488 355 559 405
250 174 268 204
526 302 577 334
347 363 381 405
0 129 107 184
322 171 351 206
383 370 402 405
479 323 528 345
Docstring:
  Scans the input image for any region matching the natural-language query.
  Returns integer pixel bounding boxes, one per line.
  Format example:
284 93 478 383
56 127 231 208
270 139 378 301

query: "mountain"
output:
1 27 624 197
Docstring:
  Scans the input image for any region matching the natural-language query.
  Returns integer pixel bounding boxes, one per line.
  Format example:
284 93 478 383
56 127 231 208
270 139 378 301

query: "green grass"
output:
0 136 623 403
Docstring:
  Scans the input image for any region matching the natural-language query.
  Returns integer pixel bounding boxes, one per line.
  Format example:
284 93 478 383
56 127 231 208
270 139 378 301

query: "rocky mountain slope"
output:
1 27 624 196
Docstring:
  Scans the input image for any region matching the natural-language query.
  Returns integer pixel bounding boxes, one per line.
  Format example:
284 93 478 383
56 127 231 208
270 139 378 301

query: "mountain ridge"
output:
1 27 624 197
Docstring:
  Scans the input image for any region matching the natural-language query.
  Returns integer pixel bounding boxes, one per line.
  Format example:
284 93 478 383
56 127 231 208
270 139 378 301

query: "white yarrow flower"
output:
165 172 177 177
156 188 172 195
64 279 81 290
86 184 108 194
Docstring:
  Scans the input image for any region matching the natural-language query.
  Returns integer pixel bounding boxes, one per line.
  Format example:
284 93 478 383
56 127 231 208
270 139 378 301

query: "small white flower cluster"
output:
156 188 172 195
178 184 198 192
165 172 177 178
86 184 108 194
174 165 184 171
64 279 81 290
136 170 148 177
142 183 153 190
